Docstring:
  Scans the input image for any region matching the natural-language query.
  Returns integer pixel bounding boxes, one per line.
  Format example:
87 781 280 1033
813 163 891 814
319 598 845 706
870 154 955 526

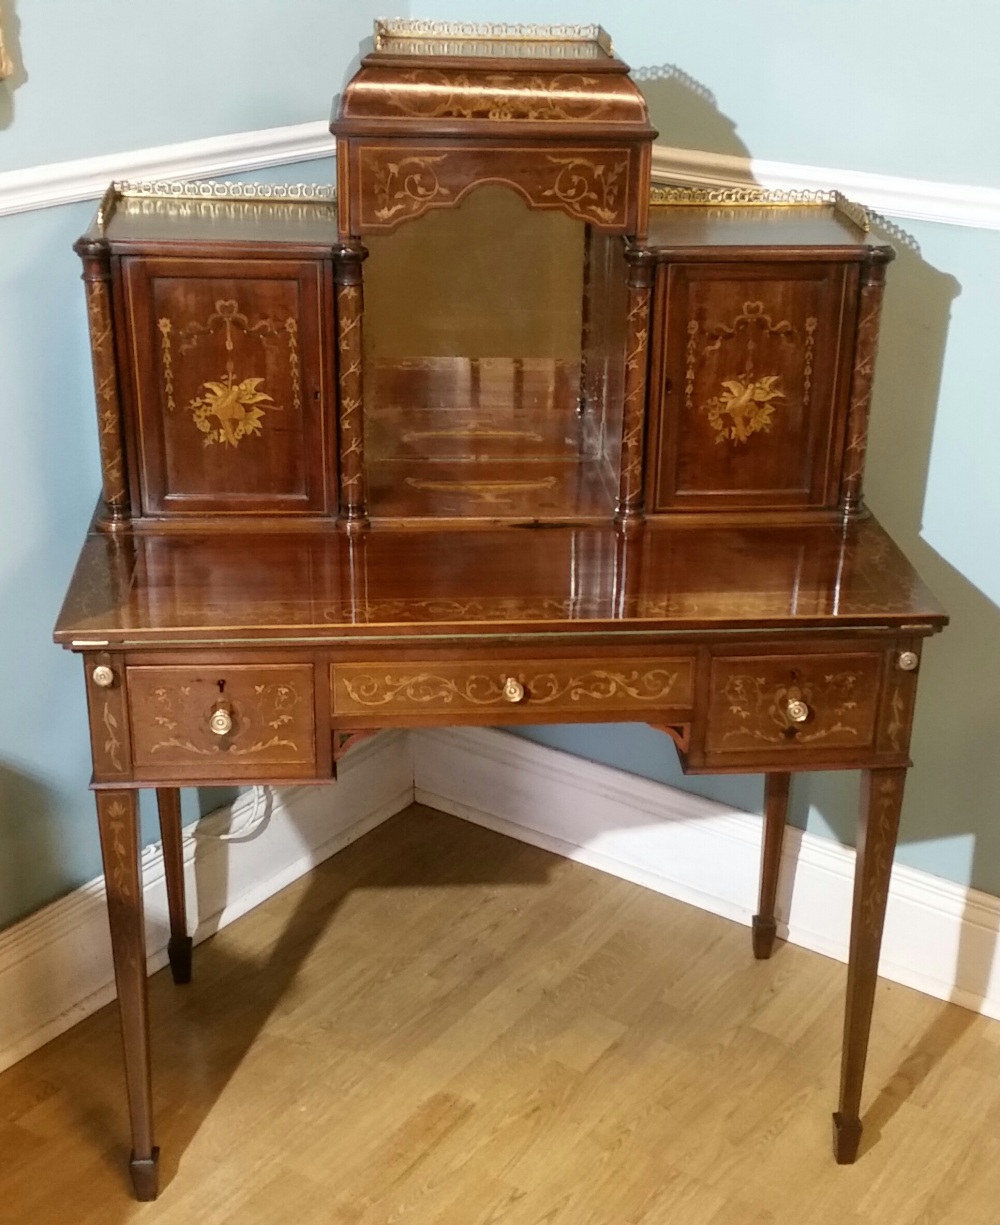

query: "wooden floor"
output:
2 804 1000 1225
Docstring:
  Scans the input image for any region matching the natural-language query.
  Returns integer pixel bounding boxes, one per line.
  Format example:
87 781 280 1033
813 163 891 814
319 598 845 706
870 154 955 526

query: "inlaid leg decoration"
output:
156 788 192 984
833 766 906 1164
752 773 791 959
96 790 159 1200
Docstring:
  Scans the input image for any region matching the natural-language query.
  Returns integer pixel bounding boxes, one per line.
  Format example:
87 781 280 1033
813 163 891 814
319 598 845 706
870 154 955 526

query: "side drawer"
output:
332 658 695 721
127 663 317 777
703 651 883 760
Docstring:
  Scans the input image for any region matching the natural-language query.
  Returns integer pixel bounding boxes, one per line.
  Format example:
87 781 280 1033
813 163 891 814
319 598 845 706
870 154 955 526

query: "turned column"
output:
74 237 130 526
841 249 893 515
615 247 656 526
333 241 369 528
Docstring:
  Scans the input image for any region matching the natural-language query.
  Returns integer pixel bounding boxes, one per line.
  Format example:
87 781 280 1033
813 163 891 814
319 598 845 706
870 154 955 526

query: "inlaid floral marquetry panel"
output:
127 664 317 775
352 144 634 231
705 652 883 756
652 263 856 512
332 658 694 717
123 257 329 515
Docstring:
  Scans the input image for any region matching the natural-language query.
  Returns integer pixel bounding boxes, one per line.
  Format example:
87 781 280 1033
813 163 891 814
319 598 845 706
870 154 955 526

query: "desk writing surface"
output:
56 516 945 646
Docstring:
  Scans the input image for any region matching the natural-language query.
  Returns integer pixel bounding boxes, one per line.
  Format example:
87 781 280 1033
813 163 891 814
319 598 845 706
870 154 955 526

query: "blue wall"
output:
1 2 998 928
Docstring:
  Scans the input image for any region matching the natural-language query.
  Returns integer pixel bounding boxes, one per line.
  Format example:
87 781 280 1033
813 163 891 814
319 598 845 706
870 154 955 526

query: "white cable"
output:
218 785 272 841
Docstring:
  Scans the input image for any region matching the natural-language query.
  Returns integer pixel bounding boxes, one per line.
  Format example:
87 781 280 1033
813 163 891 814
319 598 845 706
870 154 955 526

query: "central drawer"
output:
331 658 695 720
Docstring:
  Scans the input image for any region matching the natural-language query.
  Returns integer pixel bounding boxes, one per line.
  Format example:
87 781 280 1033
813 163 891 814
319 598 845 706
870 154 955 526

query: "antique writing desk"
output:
54 22 946 1201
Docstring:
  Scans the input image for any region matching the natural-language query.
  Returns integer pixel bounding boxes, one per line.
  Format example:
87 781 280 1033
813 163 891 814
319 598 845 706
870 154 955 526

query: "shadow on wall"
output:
0 766 63 927
0 0 24 130
634 64 750 160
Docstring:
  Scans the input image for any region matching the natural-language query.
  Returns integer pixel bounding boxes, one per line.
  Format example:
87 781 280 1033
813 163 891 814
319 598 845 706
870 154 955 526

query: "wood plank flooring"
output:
1 804 999 1224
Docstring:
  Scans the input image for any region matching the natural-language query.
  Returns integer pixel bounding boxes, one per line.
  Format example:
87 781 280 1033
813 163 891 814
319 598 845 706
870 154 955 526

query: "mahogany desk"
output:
55 513 945 1199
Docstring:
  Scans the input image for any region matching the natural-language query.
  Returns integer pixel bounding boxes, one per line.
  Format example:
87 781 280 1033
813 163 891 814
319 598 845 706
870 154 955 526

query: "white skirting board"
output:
0 730 413 1075
2 727 999 1074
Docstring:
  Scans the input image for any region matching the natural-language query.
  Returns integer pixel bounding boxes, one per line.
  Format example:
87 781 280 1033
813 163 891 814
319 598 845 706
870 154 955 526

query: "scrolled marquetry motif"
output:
333 661 692 716
78 250 129 520
87 653 131 778
542 155 629 225
877 646 920 756
333 243 369 525
841 258 889 512
127 665 317 773
616 250 655 523
355 146 635 232
145 683 300 758
707 653 883 755
364 69 623 123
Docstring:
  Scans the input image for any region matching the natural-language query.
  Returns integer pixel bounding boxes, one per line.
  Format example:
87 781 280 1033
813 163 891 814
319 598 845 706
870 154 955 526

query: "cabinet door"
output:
649 261 857 513
122 256 333 516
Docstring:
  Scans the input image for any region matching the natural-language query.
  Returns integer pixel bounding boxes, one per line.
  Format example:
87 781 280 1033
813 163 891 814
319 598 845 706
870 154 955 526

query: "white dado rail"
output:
1 118 999 230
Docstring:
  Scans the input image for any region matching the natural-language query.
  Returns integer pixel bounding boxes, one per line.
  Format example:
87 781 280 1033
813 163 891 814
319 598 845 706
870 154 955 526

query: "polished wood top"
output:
85 193 339 250
55 517 946 647
645 203 885 257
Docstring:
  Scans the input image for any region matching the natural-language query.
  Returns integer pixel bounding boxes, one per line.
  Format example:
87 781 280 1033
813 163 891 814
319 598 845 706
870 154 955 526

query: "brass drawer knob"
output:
209 705 234 736
502 677 526 703
786 698 810 724
897 651 919 672
92 664 115 688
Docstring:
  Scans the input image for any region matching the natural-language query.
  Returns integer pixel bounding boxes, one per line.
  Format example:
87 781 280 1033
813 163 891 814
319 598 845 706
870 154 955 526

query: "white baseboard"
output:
2 119 998 232
0 730 413 1074
3 725 999 1073
413 728 1000 1020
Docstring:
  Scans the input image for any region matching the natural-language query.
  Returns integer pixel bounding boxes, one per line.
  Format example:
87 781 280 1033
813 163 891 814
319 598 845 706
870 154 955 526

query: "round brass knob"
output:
786 698 810 724
209 706 234 736
92 664 115 688
502 677 526 704
898 651 919 672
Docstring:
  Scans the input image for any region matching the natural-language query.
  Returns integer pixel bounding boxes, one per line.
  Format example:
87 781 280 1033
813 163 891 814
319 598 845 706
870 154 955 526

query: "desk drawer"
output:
704 651 882 758
332 658 694 719
128 663 317 776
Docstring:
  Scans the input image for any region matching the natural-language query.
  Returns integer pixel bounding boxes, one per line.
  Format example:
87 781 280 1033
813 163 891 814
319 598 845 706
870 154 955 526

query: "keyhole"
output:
217 680 226 693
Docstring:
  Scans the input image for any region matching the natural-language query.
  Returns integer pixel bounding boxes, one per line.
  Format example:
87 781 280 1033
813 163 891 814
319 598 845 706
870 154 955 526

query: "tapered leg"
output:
833 767 906 1164
96 789 159 1200
752 773 791 959
156 787 192 984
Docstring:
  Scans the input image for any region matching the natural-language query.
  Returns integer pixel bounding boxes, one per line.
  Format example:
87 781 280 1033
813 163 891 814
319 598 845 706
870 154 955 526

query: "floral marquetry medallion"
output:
652 263 858 512
157 298 299 449
123 257 330 516
686 302 816 448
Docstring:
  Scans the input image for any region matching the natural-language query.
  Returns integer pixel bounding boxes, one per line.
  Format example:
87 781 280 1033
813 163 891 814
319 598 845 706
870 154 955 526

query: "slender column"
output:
841 251 892 514
333 241 369 528
74 237 130 525
752 772 791 960
578 223 593 415
96 789 158 1200
833 766 907 1163
156 788 192 984
615 247 656 526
